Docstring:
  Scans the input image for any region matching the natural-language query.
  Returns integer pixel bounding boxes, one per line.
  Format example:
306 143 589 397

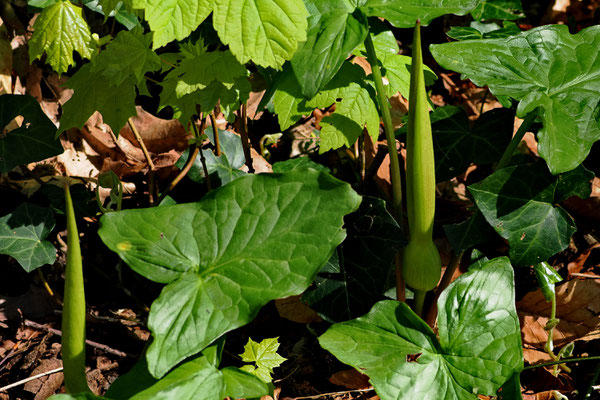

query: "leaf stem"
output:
210 108 221 156
495 112 536 170
239 102 254 173
363 28 403 224
523 356 600 370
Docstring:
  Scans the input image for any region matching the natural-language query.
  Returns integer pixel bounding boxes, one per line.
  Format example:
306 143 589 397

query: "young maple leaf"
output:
239 337 287 383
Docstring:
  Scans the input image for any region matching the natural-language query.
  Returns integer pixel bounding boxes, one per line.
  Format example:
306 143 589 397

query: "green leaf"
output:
358 0 480 28
272 67 314 131
469 161 594 265
0 203 56 272
291 0 367 98
432 107 514 181
303 197 405 322
319 257 523 400
470 0 524 21
447 22 521 41
98 0 134 14
59 63 137 133
443 209 499 253
534 261 562 302
0 94 61 172
29 0 94 74
129 356 268 400
212 0 308 68
431 25 600 174
272 157 330 173
48 394 104 400
98 171 361 377
105 357 158 399
92 26 159 85
131 0 212 48
176 127 247 186
240 337 286 382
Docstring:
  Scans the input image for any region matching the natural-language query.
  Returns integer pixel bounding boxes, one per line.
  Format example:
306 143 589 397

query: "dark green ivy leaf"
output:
0 94 61 172
443 209 499 253
469 161 593 265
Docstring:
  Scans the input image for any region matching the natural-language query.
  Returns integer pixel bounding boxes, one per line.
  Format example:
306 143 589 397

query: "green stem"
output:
363 27 403 224
523 356 600 370
414 290 426 317
495 112 536 171
62 184 90 394
584 362 600 399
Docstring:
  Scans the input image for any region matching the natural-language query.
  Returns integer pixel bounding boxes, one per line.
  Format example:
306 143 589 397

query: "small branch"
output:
239 102 254 173
23 320 134 358
0 367 63 392
128 117 156 205
425 251 464 326
210 109 221 156
495 112 536 171
293 387 374 400
37 269 63 306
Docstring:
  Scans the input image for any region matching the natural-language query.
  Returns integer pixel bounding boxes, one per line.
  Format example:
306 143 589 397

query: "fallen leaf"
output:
275 295 322 324
329 368 371 390
23 358 63 400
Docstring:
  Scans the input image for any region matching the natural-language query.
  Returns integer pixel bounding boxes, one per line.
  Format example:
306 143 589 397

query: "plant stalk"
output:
239 102 254 173
495 112 536 170
62 184 90 394
523 355 600 370
210 109 221 156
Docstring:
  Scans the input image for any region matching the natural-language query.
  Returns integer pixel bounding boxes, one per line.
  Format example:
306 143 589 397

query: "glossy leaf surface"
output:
431 25 600 174
0 203 56 272
213 0 308 68
0 94 61 172
304 197 405 322
29 0 94 74
470 0 524 20
99 171 361 377
469 161 593 265
291 0 367 98
319 257 523 400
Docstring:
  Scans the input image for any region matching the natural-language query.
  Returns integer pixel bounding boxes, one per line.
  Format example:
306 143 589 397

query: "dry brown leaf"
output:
23 358 64 400
0 29 12 95
518 277 600 363
275 295 322 324
329 369 371 390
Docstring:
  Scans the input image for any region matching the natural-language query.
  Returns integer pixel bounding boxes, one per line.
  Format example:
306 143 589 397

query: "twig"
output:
37 269 63 306
0 367 63 392
570 273 600 279
293 387 374 399
210 109 221 156
19 164 46 186
239 102 255 173
23 320 135 358
127 117 156 205
424 251 464 326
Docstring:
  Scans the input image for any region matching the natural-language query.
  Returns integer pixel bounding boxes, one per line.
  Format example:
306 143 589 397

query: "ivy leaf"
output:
0 95 61 172
59 63 137 133
319 257 523 400
29 0 94 74
98 171 361 377
0 203 56 272
431 25 600 174
212 0 308 68
358 0 480 28
290 0 367 98
443 210 499 253
92 26 159 85
432 107 514 181
470 0 524 21
131 0 212 48
304 197 405 322
469 161 594 266
240 337 286 381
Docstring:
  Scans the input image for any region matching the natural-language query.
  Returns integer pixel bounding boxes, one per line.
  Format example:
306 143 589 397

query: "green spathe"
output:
99 170 361 377
319 257 523 400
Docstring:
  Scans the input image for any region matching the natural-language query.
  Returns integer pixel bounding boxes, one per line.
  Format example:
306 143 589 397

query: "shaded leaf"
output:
319 257 523 400
443 209 498 253
291 0 367 98
98 171 361 377
0 94 61 172
431 25 600 174
469 161 593 265
447 21 521 40
272 157 329 173
470 0 524 21
0 203 56 272
212 0 308 68
304 197 405 322
29 0 94 74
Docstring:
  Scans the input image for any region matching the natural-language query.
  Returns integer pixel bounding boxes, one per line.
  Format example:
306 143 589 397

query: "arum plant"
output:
402 21 441 315
63 183 90 394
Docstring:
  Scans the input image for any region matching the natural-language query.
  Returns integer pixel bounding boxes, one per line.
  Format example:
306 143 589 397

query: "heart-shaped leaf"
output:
319 257 523 400
431 25 600 174
0 94 61 172
0 203 56 272
359 0 480 28
303 197 405 322
291 0 368 99
469 161 593 265
99 171 361 377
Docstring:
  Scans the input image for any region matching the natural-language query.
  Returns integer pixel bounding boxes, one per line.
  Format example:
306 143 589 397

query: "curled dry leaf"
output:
518 277 600 363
